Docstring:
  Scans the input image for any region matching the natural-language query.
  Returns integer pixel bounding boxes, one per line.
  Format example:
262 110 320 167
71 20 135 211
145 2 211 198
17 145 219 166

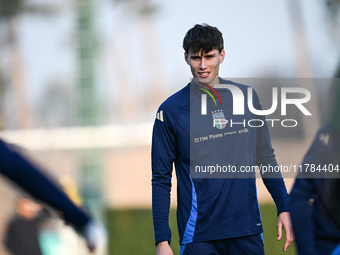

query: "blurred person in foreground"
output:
4 196 47 255
152 23 293 255
290 76 340 254
0 139 104 253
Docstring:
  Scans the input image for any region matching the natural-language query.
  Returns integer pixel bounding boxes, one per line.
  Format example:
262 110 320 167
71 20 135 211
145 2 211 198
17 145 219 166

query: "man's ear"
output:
220 50 226 63
184 53 189 64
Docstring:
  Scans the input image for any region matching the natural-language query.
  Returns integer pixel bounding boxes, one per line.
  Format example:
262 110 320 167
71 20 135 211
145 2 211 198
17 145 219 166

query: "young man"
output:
151 24 294 255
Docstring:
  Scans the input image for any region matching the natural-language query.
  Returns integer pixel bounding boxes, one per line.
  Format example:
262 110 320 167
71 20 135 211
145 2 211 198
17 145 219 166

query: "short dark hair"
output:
183 24 224 54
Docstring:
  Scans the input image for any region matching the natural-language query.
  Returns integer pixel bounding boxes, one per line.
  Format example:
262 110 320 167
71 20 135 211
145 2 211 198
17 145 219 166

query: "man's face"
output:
185 49 225 87
17 198 41 219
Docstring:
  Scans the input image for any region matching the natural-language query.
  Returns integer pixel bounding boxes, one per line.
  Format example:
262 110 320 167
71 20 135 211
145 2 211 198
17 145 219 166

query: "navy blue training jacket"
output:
290 125 340 255
152 79 289 245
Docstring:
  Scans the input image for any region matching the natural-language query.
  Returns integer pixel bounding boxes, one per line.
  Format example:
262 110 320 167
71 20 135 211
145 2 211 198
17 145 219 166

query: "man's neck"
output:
191 77 221 87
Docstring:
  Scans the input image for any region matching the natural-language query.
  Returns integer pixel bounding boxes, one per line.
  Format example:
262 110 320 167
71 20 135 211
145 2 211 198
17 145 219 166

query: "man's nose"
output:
200 58 207 69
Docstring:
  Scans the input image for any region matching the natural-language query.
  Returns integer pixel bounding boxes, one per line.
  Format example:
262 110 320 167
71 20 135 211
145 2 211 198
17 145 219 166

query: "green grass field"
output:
107 203 296 255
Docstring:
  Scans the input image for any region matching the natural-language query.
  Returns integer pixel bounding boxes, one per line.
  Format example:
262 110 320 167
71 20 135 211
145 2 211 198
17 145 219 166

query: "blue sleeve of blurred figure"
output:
290 125 330 255
290 178 318 255
0 139 90 229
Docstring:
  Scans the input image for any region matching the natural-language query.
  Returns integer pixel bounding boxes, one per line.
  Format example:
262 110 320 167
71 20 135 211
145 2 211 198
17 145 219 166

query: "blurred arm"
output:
0 139 90 229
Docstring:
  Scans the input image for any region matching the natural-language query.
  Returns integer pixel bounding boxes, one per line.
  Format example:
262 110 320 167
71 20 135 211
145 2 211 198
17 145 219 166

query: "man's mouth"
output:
198 72 210 78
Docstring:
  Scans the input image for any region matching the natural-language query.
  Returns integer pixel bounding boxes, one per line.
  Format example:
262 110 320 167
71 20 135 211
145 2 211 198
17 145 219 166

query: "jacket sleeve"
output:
252 88 289 215
290 126 331 255
290 178 318 255
0 139 90 229
151 107 177 246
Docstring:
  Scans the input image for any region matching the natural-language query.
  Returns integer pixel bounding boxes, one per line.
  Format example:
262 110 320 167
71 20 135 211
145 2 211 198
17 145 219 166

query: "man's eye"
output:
192 57 200 60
